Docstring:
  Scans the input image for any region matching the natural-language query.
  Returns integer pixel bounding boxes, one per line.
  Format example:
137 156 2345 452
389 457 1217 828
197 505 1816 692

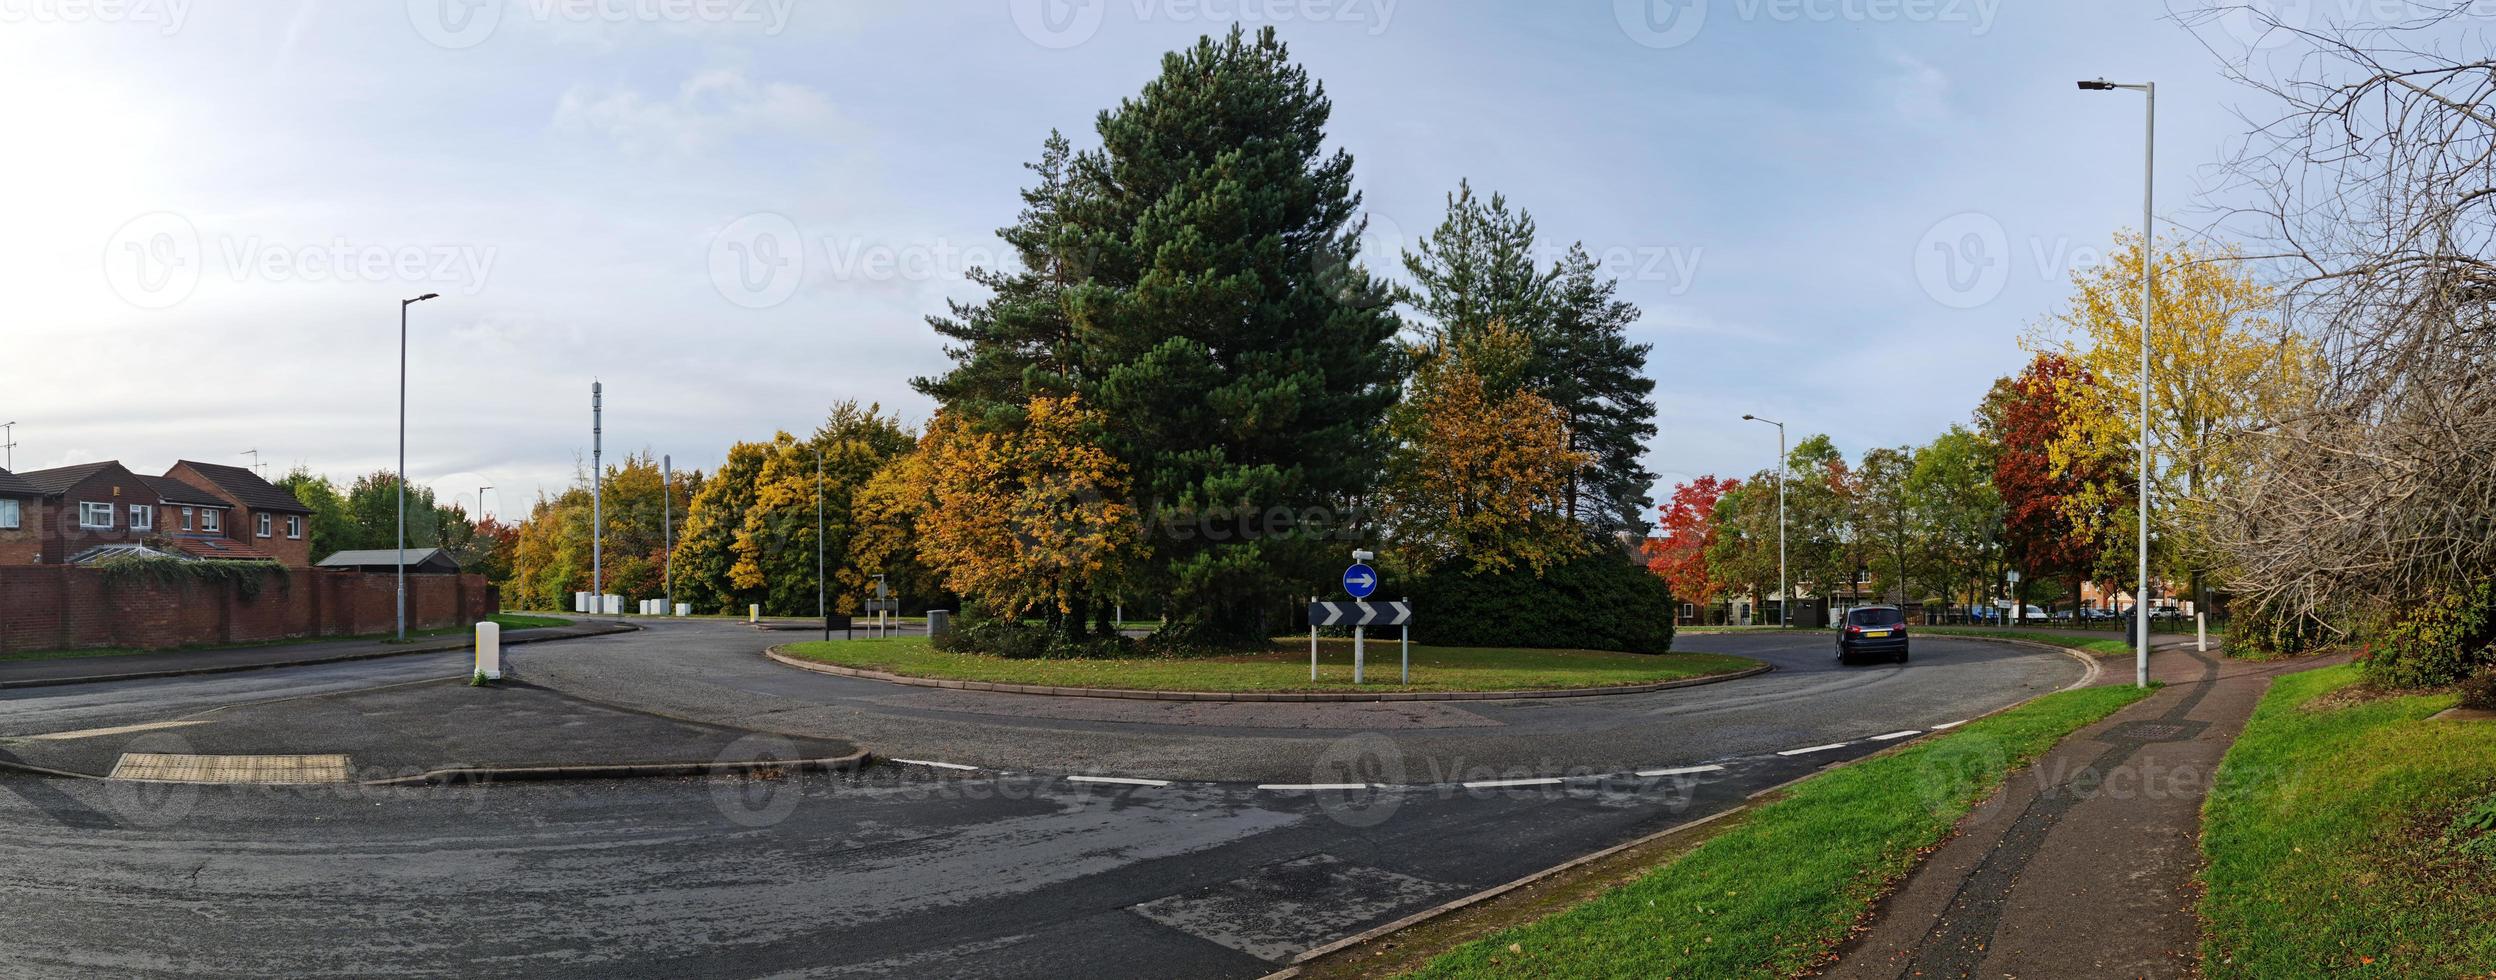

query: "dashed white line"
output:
1462 777 1563 789
1870 730 1922 741
1777 742 1852 757
1066 775 1171 787
891 759 978 771
1634 764 1727 777
1932 719 1969 730
1256 783 1370 792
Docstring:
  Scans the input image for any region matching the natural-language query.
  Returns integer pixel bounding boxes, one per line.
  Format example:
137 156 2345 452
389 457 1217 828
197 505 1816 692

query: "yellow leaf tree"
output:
2030 232 2318 604
915 394 1143 628
1382 320 1591 576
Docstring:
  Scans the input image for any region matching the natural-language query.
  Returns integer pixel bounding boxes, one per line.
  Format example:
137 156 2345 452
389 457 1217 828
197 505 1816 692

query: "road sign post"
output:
1309 596 1319 681
1401 595 1410 684
1307 599 1413 685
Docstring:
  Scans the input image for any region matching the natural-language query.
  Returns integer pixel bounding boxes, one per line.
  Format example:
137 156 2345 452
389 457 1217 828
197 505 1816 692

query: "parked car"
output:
1837 605 1910 665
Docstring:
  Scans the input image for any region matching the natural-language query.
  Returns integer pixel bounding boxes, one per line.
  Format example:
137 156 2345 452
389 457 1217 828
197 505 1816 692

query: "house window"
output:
129 504 153 531
79 502 114 529
286 515 302 539
0 499 17 530
181 506 194 531
202 509 221 532
256 513 272 538
1680 603 1696 620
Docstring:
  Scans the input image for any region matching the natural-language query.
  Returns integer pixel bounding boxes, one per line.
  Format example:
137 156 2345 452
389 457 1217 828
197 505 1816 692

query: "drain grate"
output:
110 753 352 784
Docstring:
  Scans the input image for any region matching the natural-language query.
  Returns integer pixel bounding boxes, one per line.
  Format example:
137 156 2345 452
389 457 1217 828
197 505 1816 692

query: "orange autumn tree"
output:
915 394 1143 623
1382 320 1591 575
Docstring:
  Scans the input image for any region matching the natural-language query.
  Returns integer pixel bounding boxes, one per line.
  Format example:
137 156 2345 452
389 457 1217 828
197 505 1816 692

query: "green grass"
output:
0 613 574 663
779 636 1760 693
1914 626 2134 656
1408 683 2155 978
2199 664 2496 977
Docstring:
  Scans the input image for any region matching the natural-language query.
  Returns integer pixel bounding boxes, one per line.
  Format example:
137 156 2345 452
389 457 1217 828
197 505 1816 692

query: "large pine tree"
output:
923 27 1402 644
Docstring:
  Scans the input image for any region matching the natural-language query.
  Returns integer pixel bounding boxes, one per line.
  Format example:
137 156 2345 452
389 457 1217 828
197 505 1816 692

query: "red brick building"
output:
11 461 166 565
164 461 314 567
0 460 315 567
0 468 40 565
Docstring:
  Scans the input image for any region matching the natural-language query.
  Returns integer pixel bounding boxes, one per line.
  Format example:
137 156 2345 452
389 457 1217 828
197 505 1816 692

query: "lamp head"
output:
2077 79 2117 91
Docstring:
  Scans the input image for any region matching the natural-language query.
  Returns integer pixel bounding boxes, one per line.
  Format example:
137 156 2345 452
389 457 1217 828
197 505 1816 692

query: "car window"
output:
1846 609 1904 626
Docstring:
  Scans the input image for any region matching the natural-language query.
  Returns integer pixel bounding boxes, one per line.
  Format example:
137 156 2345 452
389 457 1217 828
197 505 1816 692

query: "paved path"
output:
1822 643 2342 979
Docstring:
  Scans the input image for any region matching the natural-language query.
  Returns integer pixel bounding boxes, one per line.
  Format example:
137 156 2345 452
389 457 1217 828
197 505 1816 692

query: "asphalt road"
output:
0 622 2089 977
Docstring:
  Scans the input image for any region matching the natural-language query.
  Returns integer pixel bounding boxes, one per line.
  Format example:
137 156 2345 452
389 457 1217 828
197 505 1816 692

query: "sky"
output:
0 0 2396 520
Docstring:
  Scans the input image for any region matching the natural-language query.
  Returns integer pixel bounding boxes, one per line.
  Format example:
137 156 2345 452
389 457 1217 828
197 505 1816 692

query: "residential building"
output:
10 461 167 564
0 468 39 565
164 461 316 567
139 475 269 561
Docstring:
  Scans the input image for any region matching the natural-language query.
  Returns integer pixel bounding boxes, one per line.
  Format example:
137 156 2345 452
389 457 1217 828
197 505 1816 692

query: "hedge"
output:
1404 552 1677 654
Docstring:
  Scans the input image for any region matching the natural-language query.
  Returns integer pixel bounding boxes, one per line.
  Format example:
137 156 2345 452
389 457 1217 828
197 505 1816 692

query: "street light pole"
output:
1742 414 1788 628
661 455 673 618
396 292 438 642
2080 77 2156 689
477 485 493 522
816 448 827 642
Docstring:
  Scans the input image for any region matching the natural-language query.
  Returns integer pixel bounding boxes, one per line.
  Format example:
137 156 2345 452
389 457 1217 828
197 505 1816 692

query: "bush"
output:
2459 670 2496 711
2225 594 2329 660
1405 551 1677 654
2362 580 2496 689
932 620 1142 660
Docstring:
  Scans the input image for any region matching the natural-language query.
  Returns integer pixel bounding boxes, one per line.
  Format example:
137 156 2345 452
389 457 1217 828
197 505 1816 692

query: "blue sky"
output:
0 1 2354 518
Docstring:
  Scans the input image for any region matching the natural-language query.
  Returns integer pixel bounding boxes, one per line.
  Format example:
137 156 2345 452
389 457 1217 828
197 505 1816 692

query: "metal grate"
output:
110 753 352 784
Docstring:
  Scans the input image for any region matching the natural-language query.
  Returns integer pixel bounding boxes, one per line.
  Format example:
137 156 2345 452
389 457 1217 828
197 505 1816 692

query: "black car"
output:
1837 605 1910 665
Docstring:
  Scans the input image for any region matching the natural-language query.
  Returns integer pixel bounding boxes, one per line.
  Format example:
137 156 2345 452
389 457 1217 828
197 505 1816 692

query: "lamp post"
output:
2079 76 2155 689
397 292 439 642
1741 414 1788 628
477 485 493 521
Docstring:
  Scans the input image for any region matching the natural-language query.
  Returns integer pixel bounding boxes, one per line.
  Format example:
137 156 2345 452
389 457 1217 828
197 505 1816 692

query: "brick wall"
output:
0 566 500 654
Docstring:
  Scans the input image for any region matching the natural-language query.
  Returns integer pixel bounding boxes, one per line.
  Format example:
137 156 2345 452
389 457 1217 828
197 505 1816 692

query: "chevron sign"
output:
1308 601 1411 628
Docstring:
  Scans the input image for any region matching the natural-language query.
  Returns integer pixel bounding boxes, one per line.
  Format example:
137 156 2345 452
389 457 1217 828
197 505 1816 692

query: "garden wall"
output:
0 566 498 654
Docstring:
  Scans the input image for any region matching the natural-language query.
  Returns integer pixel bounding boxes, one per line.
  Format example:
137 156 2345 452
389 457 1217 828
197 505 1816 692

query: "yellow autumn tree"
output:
1382 320 1592 575
2028 232 2319 601
915 394 1142 622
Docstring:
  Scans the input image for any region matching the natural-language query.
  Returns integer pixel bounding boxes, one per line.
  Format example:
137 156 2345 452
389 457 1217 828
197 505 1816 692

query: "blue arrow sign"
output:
1342 563 1378 599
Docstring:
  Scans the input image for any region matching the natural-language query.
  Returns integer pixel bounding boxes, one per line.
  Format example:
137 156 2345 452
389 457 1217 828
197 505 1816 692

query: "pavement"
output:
1821 640 2344 979
0 620 634 688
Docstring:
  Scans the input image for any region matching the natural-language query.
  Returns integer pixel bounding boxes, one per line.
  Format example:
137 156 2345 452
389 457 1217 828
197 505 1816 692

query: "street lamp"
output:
397 292 439 642
1741 414 1788 628
2078 76 2155 689
476 485 493 521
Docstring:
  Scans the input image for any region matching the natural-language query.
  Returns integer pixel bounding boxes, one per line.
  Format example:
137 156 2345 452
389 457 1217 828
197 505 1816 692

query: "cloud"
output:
554 68 840 158
1886 49 1952 127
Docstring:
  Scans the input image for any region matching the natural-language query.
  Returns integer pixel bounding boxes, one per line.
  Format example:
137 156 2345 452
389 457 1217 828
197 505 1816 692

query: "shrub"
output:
932 620 1142 660
2225 594 2329 660
1405 551 1677 654
2458 670 2496 711
2362 580 2496 689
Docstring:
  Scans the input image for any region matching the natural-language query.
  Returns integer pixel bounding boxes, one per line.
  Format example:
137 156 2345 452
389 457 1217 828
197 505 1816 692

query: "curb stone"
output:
0 623 640 690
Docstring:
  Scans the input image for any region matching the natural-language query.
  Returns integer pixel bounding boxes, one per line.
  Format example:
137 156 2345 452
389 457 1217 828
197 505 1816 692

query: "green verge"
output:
1913 626 2132 657
0 612 574 663
779 636 1759 694
1408 683 2154 978
2199 663 2496 977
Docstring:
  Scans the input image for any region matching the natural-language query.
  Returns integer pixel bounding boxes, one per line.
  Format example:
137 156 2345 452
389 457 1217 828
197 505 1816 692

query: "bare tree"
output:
2185 4 2496 653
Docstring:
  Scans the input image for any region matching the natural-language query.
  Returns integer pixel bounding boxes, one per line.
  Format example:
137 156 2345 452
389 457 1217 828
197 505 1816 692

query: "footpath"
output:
1820 640 2343 978
0 621 633 689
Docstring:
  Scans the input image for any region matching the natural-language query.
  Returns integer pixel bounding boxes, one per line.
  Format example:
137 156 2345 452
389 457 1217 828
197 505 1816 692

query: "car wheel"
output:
1896 647 1910 664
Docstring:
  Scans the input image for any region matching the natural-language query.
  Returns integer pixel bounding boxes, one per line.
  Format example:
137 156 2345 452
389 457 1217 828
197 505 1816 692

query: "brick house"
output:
11 461 166 564
164 461 315 567
139 474 269 562
0 468 39 565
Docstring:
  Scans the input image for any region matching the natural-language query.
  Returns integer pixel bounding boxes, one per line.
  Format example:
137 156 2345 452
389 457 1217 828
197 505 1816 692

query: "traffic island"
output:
766 636 1766 702
0 677 865 786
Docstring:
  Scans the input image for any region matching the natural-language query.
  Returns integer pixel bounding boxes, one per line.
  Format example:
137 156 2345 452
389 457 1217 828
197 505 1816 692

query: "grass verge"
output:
0 612 575 663
2198 663 2496 977
779 636 1759 694
1401 683 2153 978
1914 626 2133 657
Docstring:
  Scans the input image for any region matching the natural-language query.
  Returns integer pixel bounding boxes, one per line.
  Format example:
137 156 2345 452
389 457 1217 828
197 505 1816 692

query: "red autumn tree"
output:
1979 353 2110 608
1648 475 1739 609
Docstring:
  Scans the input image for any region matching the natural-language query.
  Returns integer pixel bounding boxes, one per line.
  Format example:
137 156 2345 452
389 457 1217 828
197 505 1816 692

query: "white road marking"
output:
1067 775 1171 787
1256 783 1369 791
891 758 978 771
1777 742 1852 756
1462 777 1563 789
1933 720 1969 730
22 719 210 741
1635 764 1726 777
1870 730 1922 741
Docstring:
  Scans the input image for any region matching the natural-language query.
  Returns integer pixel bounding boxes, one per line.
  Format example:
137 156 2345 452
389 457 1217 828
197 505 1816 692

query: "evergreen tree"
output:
1399 181 1551 349
916 131 1086 426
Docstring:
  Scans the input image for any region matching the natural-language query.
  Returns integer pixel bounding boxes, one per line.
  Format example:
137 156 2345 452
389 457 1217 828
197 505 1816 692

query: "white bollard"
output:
749 603 760 624
474 621 502 680
2197 611 2208 652
675 603 692 617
